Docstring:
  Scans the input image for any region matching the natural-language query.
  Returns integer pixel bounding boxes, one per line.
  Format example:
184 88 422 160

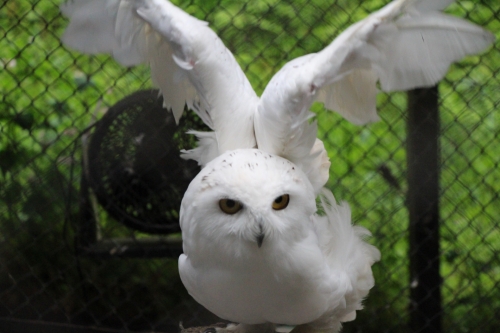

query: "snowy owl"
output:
60 0 494 331
179 149 380 333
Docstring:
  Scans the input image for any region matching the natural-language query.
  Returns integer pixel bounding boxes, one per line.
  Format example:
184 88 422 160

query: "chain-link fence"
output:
1 0 499 332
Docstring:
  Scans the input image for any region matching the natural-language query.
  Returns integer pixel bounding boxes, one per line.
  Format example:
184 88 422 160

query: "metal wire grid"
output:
1 0 499 332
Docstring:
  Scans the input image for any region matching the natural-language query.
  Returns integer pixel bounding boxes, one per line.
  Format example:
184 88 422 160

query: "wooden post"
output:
407 87 442 333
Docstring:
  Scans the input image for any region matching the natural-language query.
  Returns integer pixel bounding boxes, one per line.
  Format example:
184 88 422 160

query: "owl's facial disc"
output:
184 149 317 251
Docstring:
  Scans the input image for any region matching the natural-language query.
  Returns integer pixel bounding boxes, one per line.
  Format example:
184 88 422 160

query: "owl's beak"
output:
256 233 265 248
255 222 265 248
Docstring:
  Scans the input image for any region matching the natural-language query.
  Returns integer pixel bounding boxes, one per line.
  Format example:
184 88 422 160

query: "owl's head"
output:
180 149 316 257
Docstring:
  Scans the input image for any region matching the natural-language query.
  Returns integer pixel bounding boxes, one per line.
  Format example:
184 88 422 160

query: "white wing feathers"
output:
312 190 380 328
368 14 495 92
61 0 123 55
410 0 456 12
133 0 259 155
62 0 494 186
180 130 219 167
255 0 494 183
61 0 259 163
61 0 196 119
255 55 332 193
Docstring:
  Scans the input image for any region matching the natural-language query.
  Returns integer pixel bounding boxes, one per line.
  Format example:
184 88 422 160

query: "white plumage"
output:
179 149 379 333
61 0 494 194
60 0 494 332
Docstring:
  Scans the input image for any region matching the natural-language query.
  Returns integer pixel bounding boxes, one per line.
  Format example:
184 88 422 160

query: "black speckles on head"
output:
200 168 217 188
246 162 257 171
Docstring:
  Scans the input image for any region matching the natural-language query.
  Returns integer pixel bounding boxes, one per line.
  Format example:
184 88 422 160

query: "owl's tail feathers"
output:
314 189 380 326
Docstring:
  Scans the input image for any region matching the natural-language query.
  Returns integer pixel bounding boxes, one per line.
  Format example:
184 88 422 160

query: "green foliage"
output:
1 0 499 332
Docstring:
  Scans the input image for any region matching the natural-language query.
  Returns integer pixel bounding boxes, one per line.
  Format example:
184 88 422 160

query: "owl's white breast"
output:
178 226 332 325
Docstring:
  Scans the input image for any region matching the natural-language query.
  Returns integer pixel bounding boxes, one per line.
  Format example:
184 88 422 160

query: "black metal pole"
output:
407 87 442 333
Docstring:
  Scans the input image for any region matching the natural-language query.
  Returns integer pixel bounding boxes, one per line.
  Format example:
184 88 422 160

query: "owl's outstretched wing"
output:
61 0 259 164
255 0 494 188
309 189 380 330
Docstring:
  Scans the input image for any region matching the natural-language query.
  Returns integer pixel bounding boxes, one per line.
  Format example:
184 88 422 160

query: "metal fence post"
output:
407 87 442 333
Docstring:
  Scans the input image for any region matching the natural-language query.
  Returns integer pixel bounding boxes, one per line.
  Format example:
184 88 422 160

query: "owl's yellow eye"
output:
272 194 290 210
219 199 243 215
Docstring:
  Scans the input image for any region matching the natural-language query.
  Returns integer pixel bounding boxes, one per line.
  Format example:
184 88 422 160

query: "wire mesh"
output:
1 0 499 332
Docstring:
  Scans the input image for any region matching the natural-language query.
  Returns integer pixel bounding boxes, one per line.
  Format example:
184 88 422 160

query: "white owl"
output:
60 0 494 332
179 149 380 333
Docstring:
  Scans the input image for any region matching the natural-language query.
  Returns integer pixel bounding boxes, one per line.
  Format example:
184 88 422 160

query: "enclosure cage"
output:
1 0 499 333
